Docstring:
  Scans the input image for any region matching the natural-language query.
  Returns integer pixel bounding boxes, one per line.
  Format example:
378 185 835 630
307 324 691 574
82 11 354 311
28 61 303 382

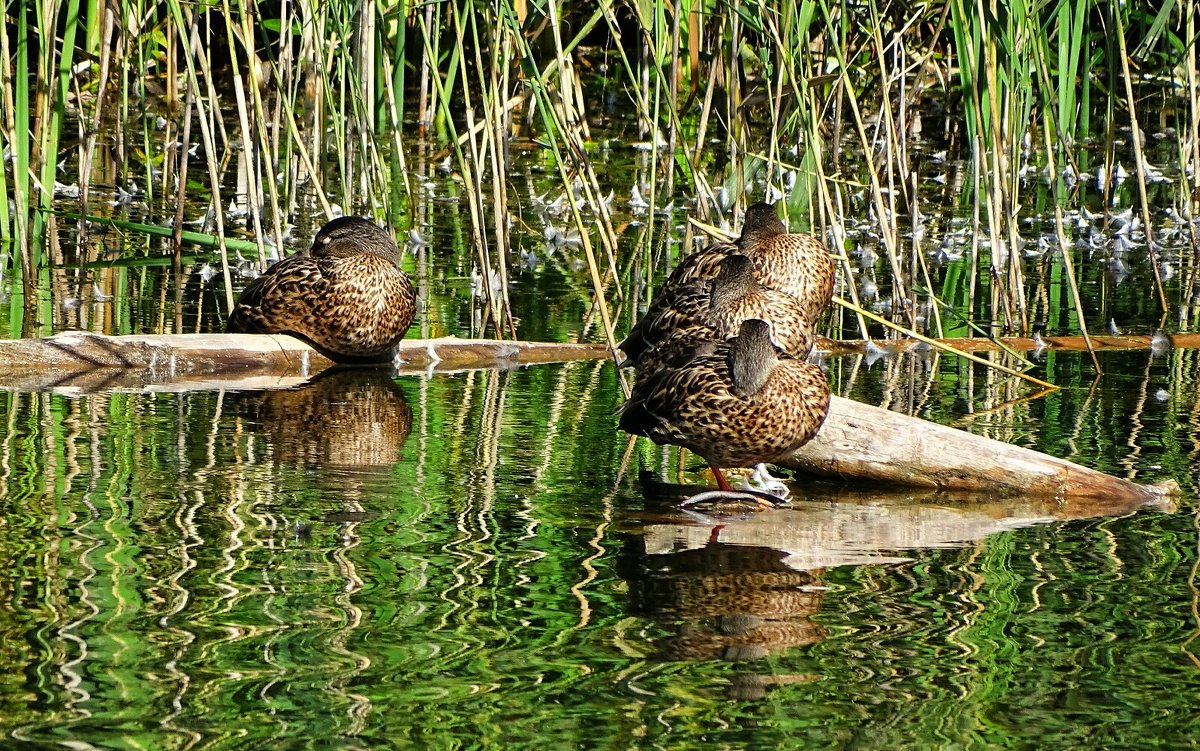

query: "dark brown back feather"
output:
226 217 416 362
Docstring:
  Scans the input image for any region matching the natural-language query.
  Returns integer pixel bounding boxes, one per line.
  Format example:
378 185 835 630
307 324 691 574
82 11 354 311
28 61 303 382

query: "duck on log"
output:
0 330 1180 506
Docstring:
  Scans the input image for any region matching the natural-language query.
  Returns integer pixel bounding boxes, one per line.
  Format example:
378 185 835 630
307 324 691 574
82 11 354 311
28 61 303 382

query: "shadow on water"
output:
0 353 1196 747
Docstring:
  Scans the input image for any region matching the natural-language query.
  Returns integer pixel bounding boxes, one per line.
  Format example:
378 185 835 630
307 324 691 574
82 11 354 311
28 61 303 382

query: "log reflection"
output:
616 479 1171 697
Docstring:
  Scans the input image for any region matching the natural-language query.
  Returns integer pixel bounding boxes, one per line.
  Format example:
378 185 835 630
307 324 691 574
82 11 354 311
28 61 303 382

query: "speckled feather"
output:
227 217 416 361
620 254 815 365
618 319 831 469
660 202 836 322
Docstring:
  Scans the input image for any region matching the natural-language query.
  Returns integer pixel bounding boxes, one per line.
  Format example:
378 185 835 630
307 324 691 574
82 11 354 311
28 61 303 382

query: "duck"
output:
620 253 815 367
226 216 416 362
618 318 830 497
662 202 836 323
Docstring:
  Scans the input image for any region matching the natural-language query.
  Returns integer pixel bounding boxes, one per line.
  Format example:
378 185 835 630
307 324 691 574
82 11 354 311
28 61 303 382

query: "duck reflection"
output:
229 368 412 471
617 509 828 700
618 531 827 664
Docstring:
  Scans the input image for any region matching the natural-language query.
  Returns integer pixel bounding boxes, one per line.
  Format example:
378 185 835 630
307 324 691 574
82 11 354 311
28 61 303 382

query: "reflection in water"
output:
612 482 1167 699
228 367 413 471
0 354 1195 748
617 526 827 699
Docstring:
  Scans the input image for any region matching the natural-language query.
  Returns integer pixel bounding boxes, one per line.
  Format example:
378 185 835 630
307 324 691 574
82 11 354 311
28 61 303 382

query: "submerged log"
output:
0 331 1180 504
781 396 1177 504
823 332 1200 356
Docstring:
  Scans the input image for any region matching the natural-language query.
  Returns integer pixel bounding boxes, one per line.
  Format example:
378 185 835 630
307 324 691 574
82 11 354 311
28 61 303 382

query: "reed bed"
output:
1 0 1197 364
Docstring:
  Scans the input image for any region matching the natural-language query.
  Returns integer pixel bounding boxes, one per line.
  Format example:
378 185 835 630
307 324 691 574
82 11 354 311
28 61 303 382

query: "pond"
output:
4 64 1200 751
0 339 1197 748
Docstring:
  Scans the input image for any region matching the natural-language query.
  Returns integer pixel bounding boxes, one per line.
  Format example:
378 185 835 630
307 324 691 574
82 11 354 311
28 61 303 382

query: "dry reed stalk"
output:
1188 0 1200 208
221 2 267 268
417 1 435 134
811 5 910 329
379 48 415 210
459 93 508 337
691 53 720 204
2 12 34 327
172 42 196 334
229 7 286 258
668 0 681 156
543 1 623 292
911 173 944 337
868 1 909 210
819 166 868 339
833 295 1057 390
494 2 626 374
170 3 234 313
968 135 982 333
838 76 910 325
264 63 334 220
1113 5 1168 316
1027 42 1100 372
976 6 1018 334
1051 199 1101 373
476 7 517 338
76 5 114 244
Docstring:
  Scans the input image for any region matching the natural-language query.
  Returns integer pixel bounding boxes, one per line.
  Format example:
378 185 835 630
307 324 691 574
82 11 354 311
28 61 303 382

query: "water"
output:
4 96 1200 748
0 347 1196 749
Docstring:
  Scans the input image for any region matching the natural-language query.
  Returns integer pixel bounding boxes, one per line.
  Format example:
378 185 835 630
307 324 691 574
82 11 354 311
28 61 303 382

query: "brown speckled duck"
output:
227 216 416 362
620 253 815 367
663 202 836 323
618 318 831 494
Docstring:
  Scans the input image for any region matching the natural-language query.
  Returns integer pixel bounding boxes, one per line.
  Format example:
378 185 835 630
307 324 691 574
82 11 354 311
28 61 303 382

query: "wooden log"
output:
0 331 612 390
0 330 1189 382
780 396 1178 504
0 331 1181 504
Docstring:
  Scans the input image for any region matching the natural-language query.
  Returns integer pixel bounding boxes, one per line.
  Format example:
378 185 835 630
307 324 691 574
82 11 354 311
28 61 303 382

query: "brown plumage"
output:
661 202 836 323
618 318 831 492
620 254 815 366
227 216 416 362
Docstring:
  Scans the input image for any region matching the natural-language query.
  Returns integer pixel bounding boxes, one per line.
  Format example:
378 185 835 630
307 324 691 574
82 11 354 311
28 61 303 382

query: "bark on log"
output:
781 396 1177 504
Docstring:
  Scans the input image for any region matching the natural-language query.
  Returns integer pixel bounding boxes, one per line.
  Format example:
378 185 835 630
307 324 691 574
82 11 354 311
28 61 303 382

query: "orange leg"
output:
709 464 733 492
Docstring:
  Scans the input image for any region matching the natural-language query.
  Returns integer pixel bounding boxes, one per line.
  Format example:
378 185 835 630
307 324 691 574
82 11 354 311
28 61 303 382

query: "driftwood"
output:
780 397 1177 504
0 331 609 391
0 331 1181 504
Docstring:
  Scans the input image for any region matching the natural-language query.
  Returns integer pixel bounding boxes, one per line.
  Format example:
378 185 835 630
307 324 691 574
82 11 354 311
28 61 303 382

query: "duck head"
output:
728 318 781 398
311 216 401 263
737 203 787 248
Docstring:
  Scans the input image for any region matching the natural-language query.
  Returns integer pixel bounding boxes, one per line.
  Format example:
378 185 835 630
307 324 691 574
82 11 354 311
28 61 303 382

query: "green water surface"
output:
0 347 1196 750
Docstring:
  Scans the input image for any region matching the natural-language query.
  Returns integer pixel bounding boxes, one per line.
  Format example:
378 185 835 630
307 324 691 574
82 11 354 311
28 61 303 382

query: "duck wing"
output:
226 255 330 335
